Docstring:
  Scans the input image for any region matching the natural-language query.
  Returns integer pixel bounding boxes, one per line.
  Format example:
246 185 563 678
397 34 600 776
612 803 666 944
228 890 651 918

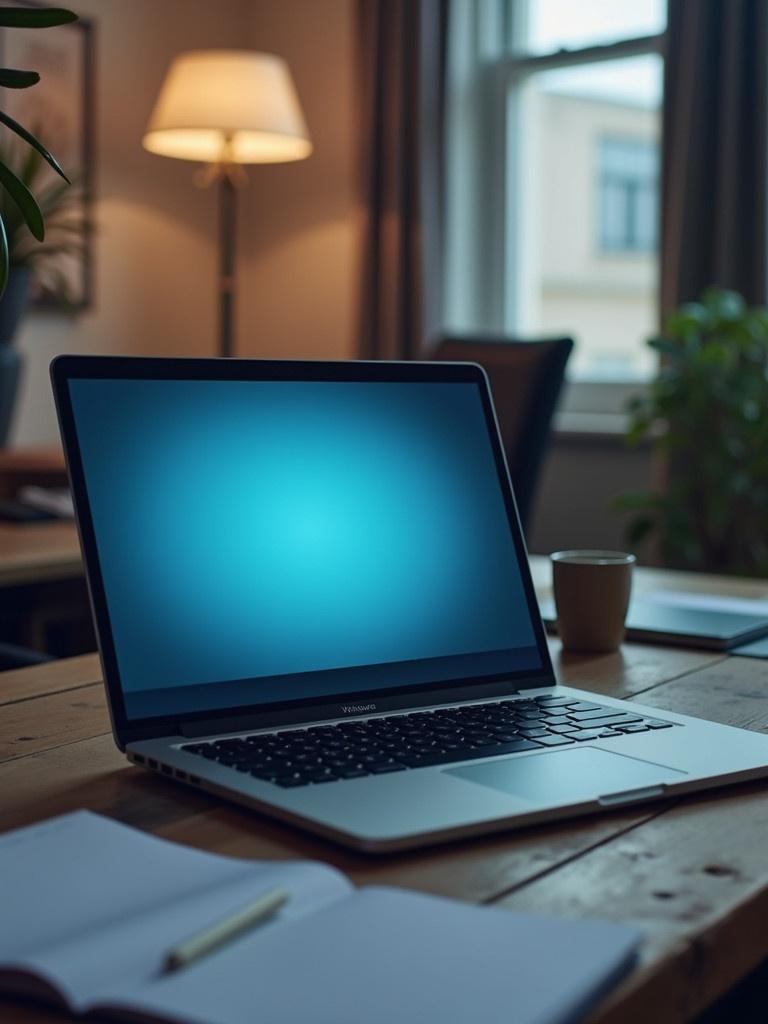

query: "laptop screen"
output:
66 375 546 721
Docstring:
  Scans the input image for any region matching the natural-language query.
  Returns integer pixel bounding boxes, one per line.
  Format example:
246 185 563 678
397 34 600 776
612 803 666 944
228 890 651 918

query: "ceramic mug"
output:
551 549 636 653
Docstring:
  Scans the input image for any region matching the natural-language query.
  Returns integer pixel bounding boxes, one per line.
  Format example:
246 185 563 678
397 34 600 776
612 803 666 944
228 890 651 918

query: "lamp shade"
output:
143 49 312 164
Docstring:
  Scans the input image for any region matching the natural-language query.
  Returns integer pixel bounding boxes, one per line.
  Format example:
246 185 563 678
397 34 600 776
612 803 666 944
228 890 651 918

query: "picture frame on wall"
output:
0 0 95 310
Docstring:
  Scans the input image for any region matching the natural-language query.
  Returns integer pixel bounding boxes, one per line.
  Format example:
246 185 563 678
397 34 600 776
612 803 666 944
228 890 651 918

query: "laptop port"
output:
133 754 145 764
190 776 201 785
175 770 188 780
161 764 172 776
148 758 158 770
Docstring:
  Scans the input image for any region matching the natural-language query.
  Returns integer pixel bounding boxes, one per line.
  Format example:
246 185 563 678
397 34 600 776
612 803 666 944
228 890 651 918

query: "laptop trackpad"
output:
446 747 686 804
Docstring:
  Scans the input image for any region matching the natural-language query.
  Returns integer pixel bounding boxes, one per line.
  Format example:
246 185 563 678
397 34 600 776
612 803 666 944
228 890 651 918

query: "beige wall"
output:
11 0 358 447
239 0 358 362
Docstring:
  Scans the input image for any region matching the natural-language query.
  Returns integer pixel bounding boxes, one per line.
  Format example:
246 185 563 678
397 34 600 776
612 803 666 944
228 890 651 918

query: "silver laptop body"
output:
52 355 768 853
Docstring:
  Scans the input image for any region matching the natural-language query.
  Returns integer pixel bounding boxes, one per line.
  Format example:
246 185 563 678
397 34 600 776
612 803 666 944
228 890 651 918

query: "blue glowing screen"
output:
68 379 541 719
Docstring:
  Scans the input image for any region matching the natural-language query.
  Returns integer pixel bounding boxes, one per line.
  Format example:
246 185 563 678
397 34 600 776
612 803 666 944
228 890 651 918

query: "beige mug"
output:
551 550 635 653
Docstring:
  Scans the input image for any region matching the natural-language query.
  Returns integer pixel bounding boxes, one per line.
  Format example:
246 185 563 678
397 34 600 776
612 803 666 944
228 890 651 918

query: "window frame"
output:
498 29 667 422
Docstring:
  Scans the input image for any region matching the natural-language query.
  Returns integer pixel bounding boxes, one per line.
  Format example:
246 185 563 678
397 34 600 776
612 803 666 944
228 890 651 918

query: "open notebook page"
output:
0 811 352 1012
102 886 640 1024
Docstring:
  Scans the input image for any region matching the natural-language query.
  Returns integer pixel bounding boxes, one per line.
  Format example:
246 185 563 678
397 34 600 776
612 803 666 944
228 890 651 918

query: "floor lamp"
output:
143 50 312 357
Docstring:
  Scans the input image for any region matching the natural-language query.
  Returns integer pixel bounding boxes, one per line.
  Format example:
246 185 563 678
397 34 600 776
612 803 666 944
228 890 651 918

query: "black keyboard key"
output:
339 768 371 780
565 701 602 712
618 723 650 733
644 719 674 729
533 734 575 746
569 729 610 742
533 696 573 707
567 707 632 723
368 762 406 774
569 713 642 730
303 769 339 783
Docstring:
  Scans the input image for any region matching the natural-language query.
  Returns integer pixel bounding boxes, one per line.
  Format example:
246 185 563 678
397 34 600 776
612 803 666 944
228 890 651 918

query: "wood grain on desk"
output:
4 568 768 1022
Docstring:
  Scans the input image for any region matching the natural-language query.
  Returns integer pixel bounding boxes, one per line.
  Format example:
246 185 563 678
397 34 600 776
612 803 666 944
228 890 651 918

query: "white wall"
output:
11 0 358 447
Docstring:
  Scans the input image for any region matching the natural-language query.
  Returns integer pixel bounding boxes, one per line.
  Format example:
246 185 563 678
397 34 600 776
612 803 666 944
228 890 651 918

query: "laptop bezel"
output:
51 355 556 748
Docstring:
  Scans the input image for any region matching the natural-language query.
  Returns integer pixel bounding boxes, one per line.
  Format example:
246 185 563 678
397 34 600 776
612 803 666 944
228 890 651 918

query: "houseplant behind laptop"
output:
0 4 77 443
617 287 768 576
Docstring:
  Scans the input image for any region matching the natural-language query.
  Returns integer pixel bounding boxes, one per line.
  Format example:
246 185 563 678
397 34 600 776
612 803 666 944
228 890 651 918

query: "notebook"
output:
0 811 640 1024
539 596 768 651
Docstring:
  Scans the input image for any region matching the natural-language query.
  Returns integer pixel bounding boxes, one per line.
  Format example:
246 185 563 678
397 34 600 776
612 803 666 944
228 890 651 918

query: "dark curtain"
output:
661 0 768 317
357 0 448 359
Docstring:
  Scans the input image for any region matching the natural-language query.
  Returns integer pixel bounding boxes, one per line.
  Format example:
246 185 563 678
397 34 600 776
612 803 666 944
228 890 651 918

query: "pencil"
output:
163 886 290 972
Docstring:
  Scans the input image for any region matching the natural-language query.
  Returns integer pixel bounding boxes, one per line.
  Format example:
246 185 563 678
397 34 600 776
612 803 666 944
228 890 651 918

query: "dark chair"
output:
432 335 573 534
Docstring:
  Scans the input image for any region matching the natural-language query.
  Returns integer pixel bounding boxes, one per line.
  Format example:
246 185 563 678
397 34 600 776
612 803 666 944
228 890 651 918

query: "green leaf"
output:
0 160 44 240
0 215 8 298
0 8 77 28
0 110 69 182
702 286 745 321
648 337 683 359
0 68 39 88
626 516 655 545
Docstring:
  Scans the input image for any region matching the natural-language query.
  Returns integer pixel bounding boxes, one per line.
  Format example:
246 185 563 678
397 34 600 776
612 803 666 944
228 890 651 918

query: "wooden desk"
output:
0 521 81 587
0 447 68 501
4 563 768 1022
0 446 81 587
0 521 85 656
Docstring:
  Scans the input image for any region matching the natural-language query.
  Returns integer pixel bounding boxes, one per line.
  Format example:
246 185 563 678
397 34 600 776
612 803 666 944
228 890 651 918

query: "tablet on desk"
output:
539 598 768 651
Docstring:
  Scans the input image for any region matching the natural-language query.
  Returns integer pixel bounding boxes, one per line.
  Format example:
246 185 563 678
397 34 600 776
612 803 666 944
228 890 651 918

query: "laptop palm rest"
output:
446 748 687 805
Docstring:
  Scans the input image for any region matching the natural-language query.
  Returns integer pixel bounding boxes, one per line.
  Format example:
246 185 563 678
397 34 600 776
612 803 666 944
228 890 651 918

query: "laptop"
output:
52 355 768 853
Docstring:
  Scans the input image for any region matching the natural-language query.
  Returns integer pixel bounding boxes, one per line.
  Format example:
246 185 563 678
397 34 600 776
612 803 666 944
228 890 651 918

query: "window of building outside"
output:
599 137 658 254
444 0 668 420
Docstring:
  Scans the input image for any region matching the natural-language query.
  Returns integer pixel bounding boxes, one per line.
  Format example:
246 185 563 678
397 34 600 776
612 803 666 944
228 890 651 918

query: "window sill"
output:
554 409 626 436
551 410 657 450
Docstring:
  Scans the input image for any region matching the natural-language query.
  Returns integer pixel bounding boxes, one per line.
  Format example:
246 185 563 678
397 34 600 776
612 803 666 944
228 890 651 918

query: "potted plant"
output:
616 287 768 576
0 134 84 330
0 5 76 444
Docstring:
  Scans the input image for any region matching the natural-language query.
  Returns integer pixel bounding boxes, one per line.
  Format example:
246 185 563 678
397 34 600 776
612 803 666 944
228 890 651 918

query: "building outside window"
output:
444 0 668 401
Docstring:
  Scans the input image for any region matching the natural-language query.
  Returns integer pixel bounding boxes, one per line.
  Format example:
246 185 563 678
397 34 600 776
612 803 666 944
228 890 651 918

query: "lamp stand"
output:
218 173 236 358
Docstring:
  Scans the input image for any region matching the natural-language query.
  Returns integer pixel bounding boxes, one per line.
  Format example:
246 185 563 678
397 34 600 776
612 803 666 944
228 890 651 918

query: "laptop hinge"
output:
177 684 537 739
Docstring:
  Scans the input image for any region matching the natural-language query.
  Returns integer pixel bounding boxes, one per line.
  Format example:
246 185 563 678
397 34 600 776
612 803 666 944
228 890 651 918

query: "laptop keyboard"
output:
179 695 678 789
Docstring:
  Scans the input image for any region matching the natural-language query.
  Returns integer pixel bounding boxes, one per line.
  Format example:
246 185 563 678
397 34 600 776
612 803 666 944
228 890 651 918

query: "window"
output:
444 0 668 400
599 137 659 253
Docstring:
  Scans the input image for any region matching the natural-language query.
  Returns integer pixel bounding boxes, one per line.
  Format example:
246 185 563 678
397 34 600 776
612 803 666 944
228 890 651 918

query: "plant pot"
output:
0 266 31 343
